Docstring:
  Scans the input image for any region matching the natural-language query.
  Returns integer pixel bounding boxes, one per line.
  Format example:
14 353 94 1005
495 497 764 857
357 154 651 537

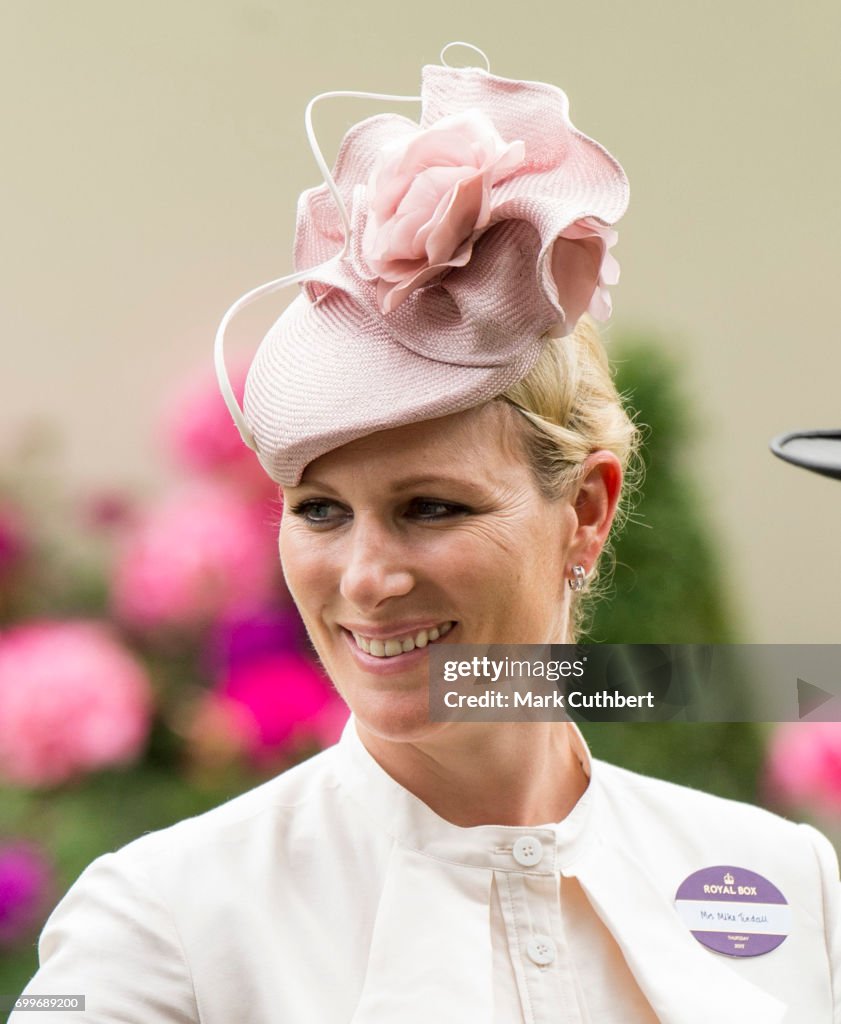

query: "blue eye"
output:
289 500 347 526
411 499 468 519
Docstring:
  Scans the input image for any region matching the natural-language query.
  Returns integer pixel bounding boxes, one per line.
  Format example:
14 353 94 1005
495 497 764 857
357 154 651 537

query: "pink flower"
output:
203 607 303 678
294 66 629 338
111 481 280 633
0 840 54 947
201 652 348 764
362 110 525 313
0 621 152 787
765 723 841 817
182 691 262 765
161 361 277 500
79 490 138 535
552 217 621 322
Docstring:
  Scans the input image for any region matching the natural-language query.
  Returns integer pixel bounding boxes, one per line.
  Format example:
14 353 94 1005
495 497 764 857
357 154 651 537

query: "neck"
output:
355 720 589 828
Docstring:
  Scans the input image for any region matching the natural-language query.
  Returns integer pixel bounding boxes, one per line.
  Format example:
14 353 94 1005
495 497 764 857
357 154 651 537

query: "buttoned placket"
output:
336 716 631 1024
493 831 587 1024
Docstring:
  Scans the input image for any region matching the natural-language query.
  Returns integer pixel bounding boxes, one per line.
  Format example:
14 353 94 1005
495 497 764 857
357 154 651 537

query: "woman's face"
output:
279 402 581 743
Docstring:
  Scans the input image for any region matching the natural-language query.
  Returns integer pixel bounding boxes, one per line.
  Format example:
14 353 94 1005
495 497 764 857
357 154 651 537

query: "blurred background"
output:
1 0 840 994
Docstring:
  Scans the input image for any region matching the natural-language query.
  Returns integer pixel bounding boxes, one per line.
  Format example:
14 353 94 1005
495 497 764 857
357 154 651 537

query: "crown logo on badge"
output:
724 872 735 885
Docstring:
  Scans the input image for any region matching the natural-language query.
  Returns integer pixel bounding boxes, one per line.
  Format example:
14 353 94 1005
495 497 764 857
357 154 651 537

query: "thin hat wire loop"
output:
439 41 491 72
303 89 422 261
213 268 315 452
214 87 421 451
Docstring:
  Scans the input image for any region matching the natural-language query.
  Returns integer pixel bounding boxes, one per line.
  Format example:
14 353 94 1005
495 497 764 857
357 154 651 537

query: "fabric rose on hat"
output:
553 217 620 323
292 65 629 337
361 110 525 313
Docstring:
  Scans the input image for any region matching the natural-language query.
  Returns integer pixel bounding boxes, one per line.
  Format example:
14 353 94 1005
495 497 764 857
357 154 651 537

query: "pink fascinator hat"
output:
215 42 630 486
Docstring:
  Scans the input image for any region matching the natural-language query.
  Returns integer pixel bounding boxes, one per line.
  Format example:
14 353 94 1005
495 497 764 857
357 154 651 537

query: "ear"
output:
566 451 623 576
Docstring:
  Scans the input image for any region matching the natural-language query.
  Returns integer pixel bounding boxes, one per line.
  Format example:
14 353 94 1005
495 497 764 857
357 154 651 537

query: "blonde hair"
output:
498 313 642 637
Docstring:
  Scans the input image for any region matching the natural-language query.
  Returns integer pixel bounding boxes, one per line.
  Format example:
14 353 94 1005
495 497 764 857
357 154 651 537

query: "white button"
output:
527 934 556 966
512 835 543 866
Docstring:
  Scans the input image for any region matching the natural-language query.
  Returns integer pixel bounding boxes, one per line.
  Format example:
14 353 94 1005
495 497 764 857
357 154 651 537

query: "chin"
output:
350 688 450 746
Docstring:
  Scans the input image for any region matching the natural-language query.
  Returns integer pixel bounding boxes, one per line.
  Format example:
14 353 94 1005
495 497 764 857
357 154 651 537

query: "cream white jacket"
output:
10 718 841 1023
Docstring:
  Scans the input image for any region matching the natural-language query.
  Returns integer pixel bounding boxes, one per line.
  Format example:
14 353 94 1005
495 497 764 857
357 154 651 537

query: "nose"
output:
339 515 415 612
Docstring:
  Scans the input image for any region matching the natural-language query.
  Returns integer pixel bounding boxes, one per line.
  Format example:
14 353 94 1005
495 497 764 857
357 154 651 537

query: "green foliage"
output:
590 335 735 644
578 333 764 806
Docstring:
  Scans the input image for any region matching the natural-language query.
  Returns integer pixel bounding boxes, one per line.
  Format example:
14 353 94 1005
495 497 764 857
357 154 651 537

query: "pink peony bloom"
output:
203 607 303 679
208 651 348 763
111 481 279 632
0 840 54 947
0 621 152 787
162 361 277 500
362 110 525 313
765 722 841 817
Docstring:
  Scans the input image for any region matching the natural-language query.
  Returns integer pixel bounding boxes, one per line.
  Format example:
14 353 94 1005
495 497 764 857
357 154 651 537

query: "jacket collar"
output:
335 713 598 872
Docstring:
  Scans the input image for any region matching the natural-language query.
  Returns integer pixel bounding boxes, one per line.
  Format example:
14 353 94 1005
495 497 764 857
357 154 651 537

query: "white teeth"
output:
349 622 454 658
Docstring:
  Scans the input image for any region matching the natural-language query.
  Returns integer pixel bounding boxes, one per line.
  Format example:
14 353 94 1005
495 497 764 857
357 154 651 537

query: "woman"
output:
12 45 840 1024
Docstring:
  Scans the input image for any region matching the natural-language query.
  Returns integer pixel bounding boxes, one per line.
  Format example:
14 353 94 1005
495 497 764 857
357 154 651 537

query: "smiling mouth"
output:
348 621 455 658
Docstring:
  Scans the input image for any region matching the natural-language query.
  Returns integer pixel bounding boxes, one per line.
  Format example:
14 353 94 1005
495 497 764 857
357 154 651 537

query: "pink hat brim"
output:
243 288 545 486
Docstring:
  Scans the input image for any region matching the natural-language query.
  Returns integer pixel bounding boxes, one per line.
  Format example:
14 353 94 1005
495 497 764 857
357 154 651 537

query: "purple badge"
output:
674 865 790 958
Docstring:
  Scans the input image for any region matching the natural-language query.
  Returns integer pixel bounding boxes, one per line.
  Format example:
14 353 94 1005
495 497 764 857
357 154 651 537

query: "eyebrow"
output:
297 474 485 494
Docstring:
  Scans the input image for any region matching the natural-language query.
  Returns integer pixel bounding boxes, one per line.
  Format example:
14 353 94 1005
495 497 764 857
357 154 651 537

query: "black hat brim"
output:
770 430 841 481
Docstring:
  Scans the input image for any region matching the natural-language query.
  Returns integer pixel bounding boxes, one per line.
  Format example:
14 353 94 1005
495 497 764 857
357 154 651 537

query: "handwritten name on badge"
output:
674 866 790 958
